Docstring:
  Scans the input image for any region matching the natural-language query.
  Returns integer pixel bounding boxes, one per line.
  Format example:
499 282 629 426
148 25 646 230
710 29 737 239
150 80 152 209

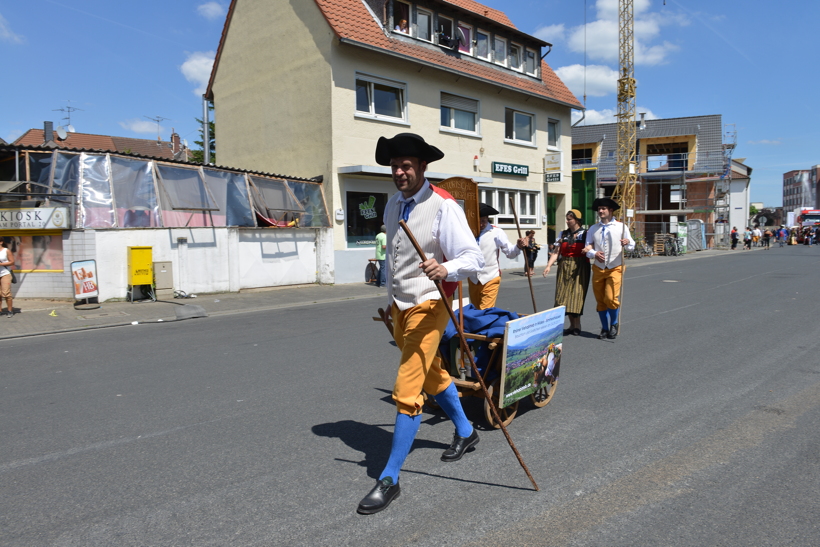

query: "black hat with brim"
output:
592 197 620 211
375 133 445 166
479 203 499 217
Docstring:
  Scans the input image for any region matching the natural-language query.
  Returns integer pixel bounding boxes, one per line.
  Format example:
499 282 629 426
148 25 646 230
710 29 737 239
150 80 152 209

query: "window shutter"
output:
441 93 478 113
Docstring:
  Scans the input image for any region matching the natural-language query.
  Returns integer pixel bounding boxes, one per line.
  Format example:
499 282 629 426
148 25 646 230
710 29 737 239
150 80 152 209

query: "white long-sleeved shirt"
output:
385 180 483 281
470 224 521 284
585 219 635 269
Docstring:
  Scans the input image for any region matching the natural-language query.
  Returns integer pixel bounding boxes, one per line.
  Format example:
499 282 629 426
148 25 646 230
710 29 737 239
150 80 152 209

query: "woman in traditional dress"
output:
542 209 590 335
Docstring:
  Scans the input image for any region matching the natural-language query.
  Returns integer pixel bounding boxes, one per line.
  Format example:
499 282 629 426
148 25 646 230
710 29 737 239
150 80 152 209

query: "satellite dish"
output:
67 124 76 133
183 139 188 148
457 27 467 47
56 126 68 140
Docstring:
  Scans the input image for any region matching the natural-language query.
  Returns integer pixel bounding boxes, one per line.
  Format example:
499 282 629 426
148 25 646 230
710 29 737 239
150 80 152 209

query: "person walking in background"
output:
374 225 387 287
762 228 772 249
0 237 15 317
752 226 761 247
743 227 752 250
523 230 539 277
543 209 590 335
584 198 635 340
467 203 526 309
731 227 739 250
778 225 788 247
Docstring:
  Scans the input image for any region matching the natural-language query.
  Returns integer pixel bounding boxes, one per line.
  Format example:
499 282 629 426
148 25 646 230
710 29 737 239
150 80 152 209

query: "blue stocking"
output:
598 310 609 330
432 382 473 438
607 308 620 326
379 413 421 484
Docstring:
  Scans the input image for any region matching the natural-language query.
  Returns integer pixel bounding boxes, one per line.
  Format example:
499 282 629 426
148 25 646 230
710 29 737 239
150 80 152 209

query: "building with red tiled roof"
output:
207 0 583 283
14 124 193 162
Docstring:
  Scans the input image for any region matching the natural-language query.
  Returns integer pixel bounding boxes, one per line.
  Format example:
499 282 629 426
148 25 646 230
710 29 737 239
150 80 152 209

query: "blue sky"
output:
1 0 817 207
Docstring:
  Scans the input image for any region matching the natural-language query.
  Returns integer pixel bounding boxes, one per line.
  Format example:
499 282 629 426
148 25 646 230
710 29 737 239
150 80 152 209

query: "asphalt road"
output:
2 245 819 546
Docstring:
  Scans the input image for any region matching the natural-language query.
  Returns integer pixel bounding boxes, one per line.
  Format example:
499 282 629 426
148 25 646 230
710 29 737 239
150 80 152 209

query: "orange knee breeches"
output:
592 265 622 312
390 299 453 416
467 276 500 310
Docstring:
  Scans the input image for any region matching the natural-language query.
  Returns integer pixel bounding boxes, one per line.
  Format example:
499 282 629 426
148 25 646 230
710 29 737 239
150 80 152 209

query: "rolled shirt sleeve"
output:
433 199 484 281
495 228 522 259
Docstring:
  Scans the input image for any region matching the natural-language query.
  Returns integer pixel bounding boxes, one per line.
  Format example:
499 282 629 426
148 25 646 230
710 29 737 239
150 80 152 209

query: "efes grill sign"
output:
0 207 69 229
492 162 529 176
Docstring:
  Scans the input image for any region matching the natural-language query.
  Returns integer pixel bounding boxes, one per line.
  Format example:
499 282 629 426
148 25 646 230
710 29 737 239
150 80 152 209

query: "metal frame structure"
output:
611 0 637 230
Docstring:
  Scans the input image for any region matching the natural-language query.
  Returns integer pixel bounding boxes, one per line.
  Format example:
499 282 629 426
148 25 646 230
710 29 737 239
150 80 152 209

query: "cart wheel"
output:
484 379 518 429
530 378 558 408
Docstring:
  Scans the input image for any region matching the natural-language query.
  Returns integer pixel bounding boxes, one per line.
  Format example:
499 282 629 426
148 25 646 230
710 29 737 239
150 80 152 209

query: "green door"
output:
572 170 597 227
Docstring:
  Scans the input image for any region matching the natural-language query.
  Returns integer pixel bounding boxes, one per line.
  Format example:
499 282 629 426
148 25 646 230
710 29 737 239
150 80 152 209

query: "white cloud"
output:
0 13 25 44
555 64 618 98
119 119 162 134
180 51 216 95
572 106 658 126
533 24 565 44
564 0 686 66
748 139 781 146
5 129 23 143
197 2 226 21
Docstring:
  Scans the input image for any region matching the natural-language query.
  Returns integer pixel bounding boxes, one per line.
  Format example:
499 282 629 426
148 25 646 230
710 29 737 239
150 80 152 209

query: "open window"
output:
505 108 535 145
355 73 407 123
416 9 432 41
156 164 220 227
457 23 473 54
248 176 306 227
437 16 456 48
509 43 523 71
393 1 410 34
441 92 479 135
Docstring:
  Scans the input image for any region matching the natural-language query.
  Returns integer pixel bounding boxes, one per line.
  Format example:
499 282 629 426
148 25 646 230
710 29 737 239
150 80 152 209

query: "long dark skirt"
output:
554 256 591 315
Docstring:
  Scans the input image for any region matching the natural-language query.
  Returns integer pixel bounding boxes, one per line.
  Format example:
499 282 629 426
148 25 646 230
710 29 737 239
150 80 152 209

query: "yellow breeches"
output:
591 265 623 311
467 276 500 310
390 299 453 416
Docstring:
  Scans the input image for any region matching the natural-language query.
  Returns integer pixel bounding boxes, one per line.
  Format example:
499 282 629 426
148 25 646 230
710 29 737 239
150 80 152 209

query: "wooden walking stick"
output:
616 220 627 335
399 220 539 491
508 196 538 314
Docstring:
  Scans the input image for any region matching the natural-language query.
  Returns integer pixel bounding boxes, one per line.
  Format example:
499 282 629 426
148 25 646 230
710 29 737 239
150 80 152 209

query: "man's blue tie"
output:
401 200 415 222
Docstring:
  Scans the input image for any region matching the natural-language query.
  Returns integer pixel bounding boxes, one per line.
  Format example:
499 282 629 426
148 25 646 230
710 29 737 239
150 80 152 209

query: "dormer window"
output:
457 23 473 54
525 49 538 75
417 9 432 41
494 36 507 66
394 1 410 34
437 16 454 47
509 43 522 71
475 30 490 60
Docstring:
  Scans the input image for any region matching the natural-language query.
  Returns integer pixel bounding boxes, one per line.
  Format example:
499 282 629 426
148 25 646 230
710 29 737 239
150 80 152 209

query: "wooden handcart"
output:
373 306 559 429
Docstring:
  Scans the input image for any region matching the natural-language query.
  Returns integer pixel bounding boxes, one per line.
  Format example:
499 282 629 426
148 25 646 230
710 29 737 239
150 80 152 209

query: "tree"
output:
749 205 758 215
192 102 215 164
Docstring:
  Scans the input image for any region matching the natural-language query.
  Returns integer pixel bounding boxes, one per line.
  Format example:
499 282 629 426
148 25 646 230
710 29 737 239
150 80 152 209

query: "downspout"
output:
202 95 211 165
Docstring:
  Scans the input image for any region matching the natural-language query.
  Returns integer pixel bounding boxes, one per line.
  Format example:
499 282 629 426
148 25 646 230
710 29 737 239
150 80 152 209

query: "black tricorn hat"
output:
375 133 445 166
479 203 500 217
592 197 620 211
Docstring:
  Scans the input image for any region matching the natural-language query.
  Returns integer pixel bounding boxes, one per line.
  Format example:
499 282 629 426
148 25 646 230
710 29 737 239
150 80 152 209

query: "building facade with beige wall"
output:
208 0 582 284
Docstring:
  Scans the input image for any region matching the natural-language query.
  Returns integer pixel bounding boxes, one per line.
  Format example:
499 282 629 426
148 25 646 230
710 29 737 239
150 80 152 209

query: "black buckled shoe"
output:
598 329 608 340
357 477 400 515
441 428 479 462
607 323 619 340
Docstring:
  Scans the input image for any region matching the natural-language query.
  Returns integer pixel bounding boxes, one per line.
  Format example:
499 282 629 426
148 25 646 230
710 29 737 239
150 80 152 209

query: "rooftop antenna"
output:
53 99 83 133
144 115 170 143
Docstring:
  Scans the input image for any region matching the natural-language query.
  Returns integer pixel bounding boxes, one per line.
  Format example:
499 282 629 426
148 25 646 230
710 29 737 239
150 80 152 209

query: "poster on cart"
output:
71 260 99 300
499 306 565 408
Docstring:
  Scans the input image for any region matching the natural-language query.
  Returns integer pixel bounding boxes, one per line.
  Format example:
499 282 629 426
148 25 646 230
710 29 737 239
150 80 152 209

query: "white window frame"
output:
475 29 491 61
504 107 536 147
525 48 538 75
480 187 540 226
547 119 560 150
493 36 507 66
354 73 409 125
509 42 523 72
436 15 454 47
440 92 480 136
392 1 411 35
416 8 433 42
456 22 473 55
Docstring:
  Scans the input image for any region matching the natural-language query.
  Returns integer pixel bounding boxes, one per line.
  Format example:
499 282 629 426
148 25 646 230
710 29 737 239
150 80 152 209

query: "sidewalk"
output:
0 246 753 340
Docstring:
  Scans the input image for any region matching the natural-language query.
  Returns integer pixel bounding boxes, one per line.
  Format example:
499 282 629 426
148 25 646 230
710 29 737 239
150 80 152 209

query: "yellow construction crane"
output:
610 0 637 231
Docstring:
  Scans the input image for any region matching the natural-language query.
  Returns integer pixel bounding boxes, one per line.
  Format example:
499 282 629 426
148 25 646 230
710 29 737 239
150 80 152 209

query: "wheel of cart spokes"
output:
484 379 518 429
530 378 558 408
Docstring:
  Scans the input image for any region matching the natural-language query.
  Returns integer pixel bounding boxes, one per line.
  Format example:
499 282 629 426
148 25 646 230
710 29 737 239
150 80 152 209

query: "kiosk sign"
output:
0 207 69 229
492 162 529 176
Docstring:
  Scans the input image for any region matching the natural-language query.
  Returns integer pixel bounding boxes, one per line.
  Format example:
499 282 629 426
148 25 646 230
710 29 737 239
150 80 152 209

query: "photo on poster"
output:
71 260 99 299
499 306 564 408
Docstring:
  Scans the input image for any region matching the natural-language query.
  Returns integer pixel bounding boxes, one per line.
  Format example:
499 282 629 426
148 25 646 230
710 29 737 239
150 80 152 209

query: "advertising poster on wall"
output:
4 233 64 272
71 260 99 300
499 306 565 408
